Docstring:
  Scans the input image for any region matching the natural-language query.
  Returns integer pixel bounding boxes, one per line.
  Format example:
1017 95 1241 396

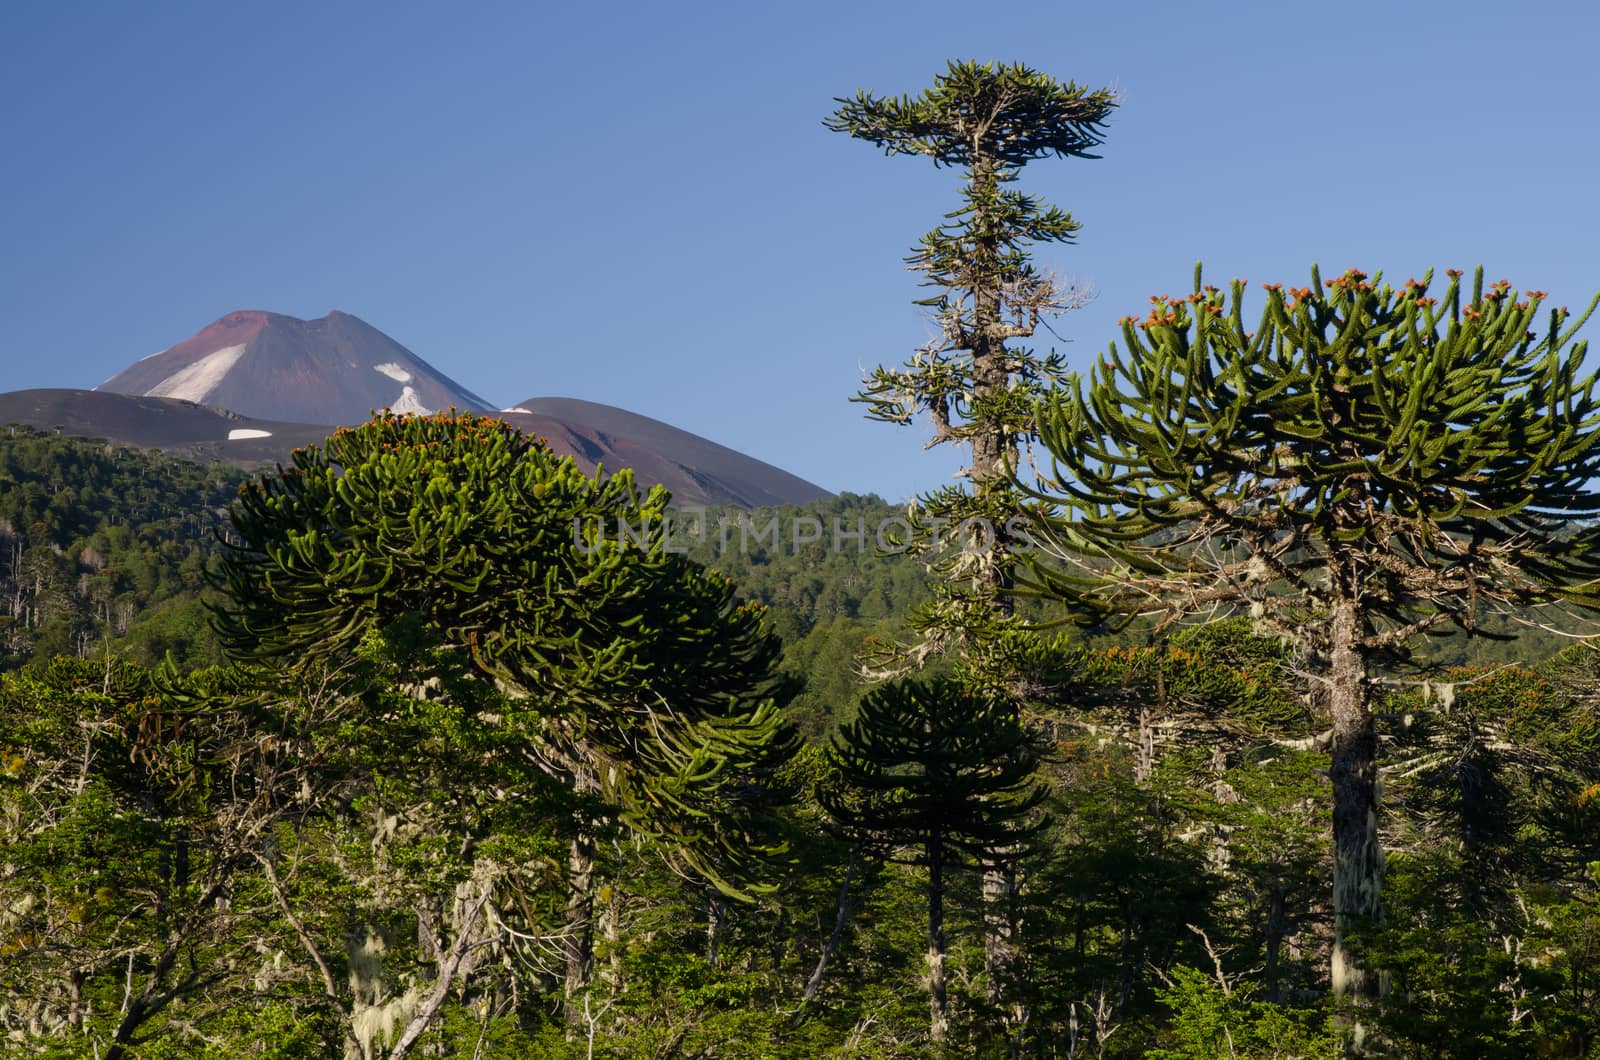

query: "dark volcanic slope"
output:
504 397 831 508
98 310 492 425
0 389 833 507
0 389 333 466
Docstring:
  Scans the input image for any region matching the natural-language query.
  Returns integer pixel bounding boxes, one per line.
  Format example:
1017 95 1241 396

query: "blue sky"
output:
4 0 1599 500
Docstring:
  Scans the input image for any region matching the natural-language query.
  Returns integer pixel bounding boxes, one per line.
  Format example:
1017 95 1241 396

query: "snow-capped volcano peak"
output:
97 310 491 424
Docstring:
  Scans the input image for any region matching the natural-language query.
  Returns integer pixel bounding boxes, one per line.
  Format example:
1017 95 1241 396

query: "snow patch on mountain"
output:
502 406 532 413
374 362 412 384
392 387 431 415
145 344 248 403
228 428 273 441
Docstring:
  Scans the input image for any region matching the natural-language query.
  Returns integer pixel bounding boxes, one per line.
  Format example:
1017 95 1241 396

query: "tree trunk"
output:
1328 598 1382 1008
968 155 1003 480
794 846 859 1022
563 829 596 1028
600 880 623 993
1133 704 1155 785
928 839 949 1045
983 860 1027 1035
1263 881 1286 1003
706 894 725 970
67 970 83 1030
965 154 1018 617
563 753 601 1029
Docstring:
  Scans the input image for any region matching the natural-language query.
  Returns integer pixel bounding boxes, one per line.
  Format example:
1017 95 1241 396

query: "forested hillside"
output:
0 427 246 671
1 415 1598 1059
0 431 931 737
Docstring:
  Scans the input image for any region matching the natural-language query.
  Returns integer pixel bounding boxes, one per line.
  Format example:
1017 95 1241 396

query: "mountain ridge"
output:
98 309 494 423
10 310 830 508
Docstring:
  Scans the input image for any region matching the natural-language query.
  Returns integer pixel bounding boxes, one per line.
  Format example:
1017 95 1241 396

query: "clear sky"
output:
4 0 1599 501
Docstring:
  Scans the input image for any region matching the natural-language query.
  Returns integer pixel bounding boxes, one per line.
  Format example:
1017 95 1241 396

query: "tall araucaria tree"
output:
1025 266 1600 1023
827 58 1115 1019
211 411 797 1023
827 59 1116 662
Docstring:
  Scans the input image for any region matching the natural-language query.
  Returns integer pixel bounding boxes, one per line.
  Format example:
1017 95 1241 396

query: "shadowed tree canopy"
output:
818 675 1046 1043
819 676 1046 863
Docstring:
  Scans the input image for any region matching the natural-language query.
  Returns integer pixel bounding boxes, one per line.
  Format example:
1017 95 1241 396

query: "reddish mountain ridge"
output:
98 310 493 425
12 310 830 508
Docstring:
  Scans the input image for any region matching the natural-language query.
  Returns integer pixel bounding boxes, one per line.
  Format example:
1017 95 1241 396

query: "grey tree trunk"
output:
600 880 623 993
982 859 1028 1033
927 840 949 1045
563 755 601 1029
967 153 1026 1029
706 894 726 970
1327 598 1382 1006
563 829 596 1028
795 846 859 1021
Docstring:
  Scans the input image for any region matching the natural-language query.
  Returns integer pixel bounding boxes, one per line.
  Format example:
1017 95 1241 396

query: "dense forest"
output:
1 415 1598 1059
8 58 1600 1060
0 428 926 735
0 427 246 671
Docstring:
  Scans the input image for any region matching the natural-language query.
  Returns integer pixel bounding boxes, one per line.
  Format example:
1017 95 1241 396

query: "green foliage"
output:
1148 966 1339 1059
214 411 798 897
1355 853 1583 1058
7 556 1600 1056
675 494 929 637
830 64 1118 1036
827 60 1115 171
1029 265 1600 636
820 677 1046 864
819 676 1046 1044
1363 665 1600 1056
828 61 1116 683
0 425 245 669
0 659 294 1058
14 233 1600 1059
133 1003 343 1059
1024 756 1218 1038
779 617 909 737
830 59 1115 448
1028 262 1600 1005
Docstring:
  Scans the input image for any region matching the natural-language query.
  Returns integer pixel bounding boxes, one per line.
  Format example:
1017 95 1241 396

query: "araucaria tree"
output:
1027 266 1600 1012
212 411 796 1023
827 57 1115 1020
827 60 1116 661
818 677 1044 1045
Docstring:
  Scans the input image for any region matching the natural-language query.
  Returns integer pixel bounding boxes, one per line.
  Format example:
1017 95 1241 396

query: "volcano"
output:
12 310 831 507
96 310 492 424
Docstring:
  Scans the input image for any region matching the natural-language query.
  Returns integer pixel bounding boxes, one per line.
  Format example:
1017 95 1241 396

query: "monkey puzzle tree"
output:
818 677 1045 1045
827 59 1116 662
828 57 1115 1018
1026 266 1600 1015
211 411 796 1018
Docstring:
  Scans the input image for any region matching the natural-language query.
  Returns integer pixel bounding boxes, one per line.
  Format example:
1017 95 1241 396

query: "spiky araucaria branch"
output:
1027 264 1600 648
